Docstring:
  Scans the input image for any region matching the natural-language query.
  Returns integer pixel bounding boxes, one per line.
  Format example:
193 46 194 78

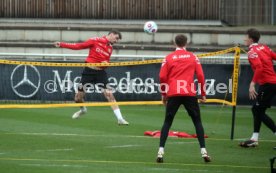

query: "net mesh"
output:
0 47 240 108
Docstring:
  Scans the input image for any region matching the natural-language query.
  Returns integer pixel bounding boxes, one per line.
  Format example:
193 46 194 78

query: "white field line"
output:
105 141 198 149
2 132 147 138
149 167 224 172
148 168 182 172
1 132 275 143
20 163 87 168
0 157 268 170
105 144 142 148
167 141 198 144
34 148 73 152
116 106 274 113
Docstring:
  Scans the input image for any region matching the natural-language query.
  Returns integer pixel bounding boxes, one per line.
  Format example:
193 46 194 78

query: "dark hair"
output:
175 34 187 47
247 28 260 43
108 29 122 39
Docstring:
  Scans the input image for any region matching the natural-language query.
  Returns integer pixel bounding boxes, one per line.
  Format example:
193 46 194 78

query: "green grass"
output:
0 105 275 173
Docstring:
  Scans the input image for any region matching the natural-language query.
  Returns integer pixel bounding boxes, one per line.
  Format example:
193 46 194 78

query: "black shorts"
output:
256 83 276 108
167 96 200 118
78 67 108 92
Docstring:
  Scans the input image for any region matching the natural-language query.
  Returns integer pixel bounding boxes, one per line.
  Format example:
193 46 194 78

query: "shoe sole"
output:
239 143 258 148
72 116 80 119
72 112 86 119
203 156 211 163
72 115 83 119
118 122 129 126
156 157 163 163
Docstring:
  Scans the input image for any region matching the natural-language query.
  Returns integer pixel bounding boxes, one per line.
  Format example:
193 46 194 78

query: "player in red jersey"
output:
156 34 211 163
54 30 129 125
240 28 276 147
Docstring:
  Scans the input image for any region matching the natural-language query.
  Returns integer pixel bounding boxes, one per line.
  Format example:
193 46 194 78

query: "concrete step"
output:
0 18 225 27
0 18 275 33
0 41 240 52
0 19 275 56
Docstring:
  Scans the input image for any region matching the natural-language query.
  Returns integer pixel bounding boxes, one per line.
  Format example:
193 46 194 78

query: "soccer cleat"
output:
118 119 129 125
202 152 211 163
156 151 164 163
72 109 87 119
239 139 258 148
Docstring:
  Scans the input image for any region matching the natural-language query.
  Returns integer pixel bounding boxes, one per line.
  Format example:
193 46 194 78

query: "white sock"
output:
113 109 123 120
250 132 259 141
80 106 87 112
158 147 164 153
201 148 207 155
274 132 276 136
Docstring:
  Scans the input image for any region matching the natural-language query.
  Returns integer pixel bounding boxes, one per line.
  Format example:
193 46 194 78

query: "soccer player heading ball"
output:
156 34 211 163
54 30 129 125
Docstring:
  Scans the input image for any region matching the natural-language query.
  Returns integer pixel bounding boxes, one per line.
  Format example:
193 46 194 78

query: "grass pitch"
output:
0 105 275 173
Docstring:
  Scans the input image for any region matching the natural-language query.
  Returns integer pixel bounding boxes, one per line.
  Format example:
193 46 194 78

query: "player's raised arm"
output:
54 41 61 48
54 39 95 50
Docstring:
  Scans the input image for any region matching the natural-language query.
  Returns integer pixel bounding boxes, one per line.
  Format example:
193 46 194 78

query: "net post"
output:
230 46 241 140
230 106 236 140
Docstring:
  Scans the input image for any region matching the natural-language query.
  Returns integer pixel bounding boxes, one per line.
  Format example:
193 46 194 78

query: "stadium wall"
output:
0 0 220 20
0 0 274 25
220 0 274 26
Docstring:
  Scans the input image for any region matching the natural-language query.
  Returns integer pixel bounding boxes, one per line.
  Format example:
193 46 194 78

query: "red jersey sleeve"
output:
248 50 263 83
194 56 206 96
60 39 95 50
159 58 169 96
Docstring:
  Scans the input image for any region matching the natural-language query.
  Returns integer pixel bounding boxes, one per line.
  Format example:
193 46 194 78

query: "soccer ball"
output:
144 21 158 34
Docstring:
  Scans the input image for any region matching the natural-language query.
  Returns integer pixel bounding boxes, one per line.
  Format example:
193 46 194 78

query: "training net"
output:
0 47 240 108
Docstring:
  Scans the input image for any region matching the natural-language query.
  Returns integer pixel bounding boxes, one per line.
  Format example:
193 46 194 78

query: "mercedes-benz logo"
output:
10 65 41 98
